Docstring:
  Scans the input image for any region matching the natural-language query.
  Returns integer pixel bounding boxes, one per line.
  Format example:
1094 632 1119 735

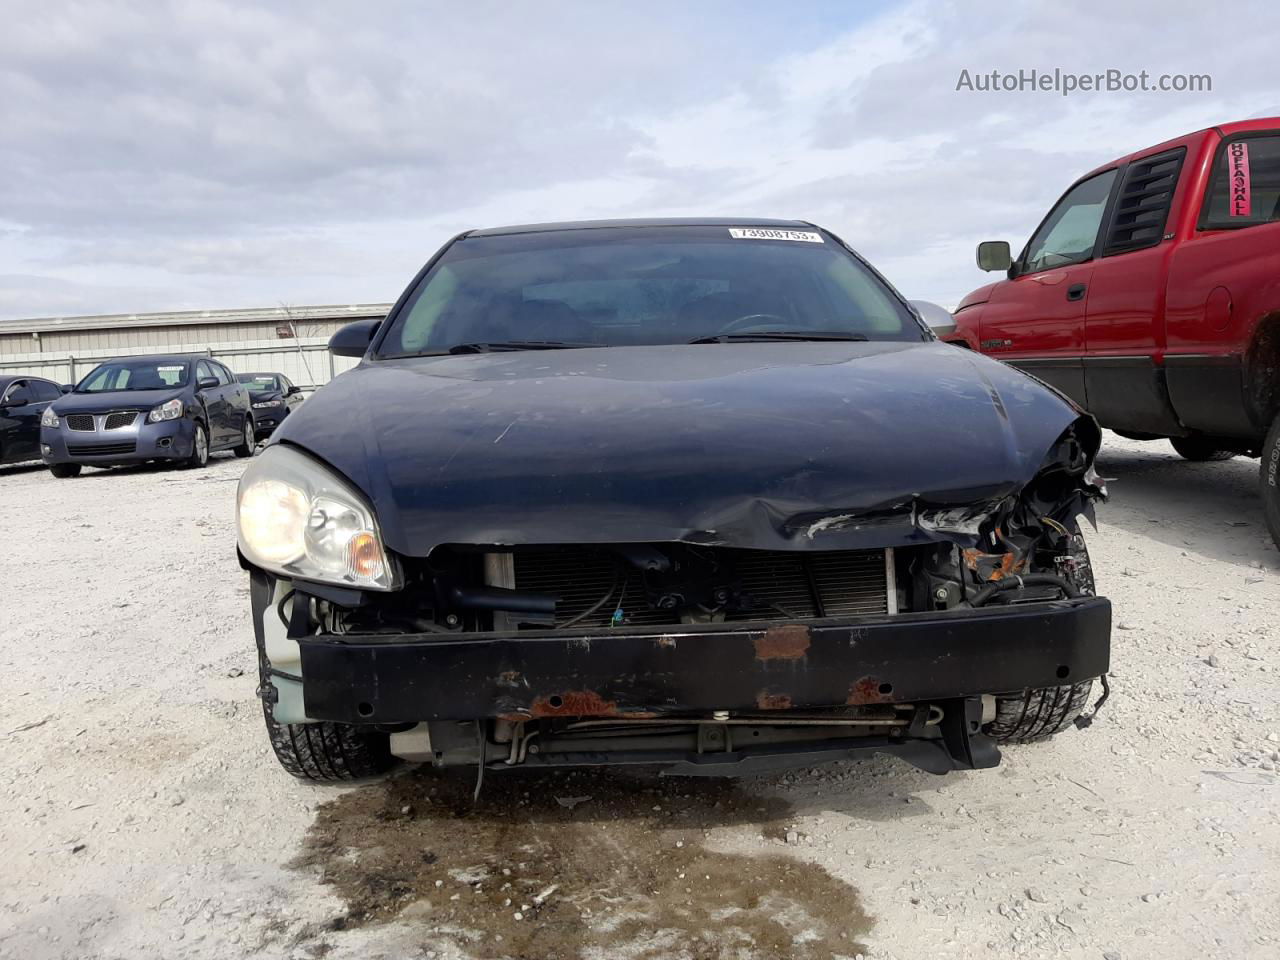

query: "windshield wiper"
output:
446 340 601 354
687 331 871 344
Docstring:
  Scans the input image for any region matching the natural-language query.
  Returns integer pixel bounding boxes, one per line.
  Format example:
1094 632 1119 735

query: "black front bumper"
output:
297 597 1110 725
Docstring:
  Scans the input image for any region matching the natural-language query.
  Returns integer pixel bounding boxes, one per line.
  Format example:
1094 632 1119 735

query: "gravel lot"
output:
1 433 1277 960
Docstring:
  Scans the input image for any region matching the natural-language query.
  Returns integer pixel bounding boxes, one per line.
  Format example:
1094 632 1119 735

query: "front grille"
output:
65 414 95 432
67 442 137 457
512 547 889 629
104 412 138 430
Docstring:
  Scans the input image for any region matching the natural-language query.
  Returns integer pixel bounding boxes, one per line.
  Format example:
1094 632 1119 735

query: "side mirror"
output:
329 319 381 358
286 384 302 396
909 300 955 338
976 240 1013 272
197 376 219 390
60 384 73 394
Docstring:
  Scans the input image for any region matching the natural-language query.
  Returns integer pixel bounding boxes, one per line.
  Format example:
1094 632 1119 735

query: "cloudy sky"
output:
1 0 1275 321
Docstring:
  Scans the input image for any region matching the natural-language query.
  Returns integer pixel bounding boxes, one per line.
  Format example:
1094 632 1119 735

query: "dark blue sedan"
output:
41 354 255 477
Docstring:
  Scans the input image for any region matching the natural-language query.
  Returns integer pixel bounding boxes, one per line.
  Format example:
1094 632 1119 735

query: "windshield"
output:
76 360 190 393
237 374 279 389
376 225 924 356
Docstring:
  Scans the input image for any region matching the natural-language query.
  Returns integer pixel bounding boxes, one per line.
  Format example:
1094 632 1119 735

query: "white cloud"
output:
0 0 1274 318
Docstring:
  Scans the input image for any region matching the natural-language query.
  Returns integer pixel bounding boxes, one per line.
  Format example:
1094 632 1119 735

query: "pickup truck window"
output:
1022 170 1118 274
1202 134 1280 229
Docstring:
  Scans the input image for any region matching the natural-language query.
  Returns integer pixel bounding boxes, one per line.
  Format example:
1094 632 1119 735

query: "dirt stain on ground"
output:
292 767 871 960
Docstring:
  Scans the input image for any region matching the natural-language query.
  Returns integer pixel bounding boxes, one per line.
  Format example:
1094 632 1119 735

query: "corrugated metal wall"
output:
0 319 361 388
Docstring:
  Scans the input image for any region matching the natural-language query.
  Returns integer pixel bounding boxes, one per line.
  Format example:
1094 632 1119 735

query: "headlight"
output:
147 398 184 422
41 407 59 428
252 399 283 409
237 444 397 590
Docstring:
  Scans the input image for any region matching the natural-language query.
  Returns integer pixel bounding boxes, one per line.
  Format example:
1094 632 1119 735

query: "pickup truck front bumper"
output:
289 597 1111 775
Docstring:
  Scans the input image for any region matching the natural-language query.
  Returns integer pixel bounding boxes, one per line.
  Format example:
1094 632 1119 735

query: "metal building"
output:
0 303 391 388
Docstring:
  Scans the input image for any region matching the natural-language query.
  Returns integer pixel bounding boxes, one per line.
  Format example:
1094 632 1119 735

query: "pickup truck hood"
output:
52 389 183 413
957 281 1000 311
276 341 1090 556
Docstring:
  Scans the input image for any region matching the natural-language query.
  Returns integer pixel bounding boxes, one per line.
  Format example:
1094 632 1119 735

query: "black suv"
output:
42 354 255 476
236 218 1111 784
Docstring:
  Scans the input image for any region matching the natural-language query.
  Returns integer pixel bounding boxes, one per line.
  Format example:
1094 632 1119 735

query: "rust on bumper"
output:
297 598 1111 725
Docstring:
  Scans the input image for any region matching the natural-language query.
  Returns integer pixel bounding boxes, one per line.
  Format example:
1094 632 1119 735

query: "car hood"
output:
247 389 283 403
53 389 184 413
275 341 1093 557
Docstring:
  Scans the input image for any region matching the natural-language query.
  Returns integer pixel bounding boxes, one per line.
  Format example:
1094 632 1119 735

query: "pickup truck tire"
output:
1170 437 1236 461
1262 412 1280 550
986 532 1096 743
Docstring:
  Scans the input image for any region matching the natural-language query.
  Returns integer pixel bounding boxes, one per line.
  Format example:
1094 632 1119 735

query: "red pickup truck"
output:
948 118 1280 548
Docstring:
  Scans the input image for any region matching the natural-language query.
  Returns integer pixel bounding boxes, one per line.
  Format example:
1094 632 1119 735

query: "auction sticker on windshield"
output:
728 227 823 242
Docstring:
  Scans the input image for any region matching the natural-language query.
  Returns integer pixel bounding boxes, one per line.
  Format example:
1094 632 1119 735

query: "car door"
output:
0 380 45 462
195 360 230 445
217 362 250 432
1081 146 1190 436
978 168 1120 406
280 375 304 412
1165 129 1280 439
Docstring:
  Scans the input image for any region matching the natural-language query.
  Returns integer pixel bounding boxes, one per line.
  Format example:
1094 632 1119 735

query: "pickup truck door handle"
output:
1066 283 1087 301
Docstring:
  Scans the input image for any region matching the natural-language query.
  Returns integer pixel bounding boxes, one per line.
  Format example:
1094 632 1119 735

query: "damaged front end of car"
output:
241 413 1109 779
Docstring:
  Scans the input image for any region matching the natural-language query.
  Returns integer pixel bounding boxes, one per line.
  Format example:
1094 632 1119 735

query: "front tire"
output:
49 463 81 479
1170 436 1235 462
987 681 1094 743
185 422 209 469
260 696 397 782
1262 412 1280 551
986 533 1097 744
233 416 255 458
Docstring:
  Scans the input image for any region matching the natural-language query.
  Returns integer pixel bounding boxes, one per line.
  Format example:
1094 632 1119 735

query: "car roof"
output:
466 217 815 238
1 374 56 387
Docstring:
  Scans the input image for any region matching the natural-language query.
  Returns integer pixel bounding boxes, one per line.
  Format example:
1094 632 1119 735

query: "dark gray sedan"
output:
41 354 255 477
1 375 64 466
235 372 306 438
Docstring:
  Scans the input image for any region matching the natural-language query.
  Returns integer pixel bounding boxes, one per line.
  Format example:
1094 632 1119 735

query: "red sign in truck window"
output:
1228 142 1252 217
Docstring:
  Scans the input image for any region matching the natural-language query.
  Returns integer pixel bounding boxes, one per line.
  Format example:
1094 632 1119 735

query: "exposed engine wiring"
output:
967 573 1082 607
558 562 622 628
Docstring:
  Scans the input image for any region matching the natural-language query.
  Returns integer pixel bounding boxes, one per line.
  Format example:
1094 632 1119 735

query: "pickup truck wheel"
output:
986 533 1096 743
49 463 81 478
1262 412 1280 550
260 695 397 781
1170 436 1235 461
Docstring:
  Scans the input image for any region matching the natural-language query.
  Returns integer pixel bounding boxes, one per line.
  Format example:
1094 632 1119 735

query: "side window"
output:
213 363 234 385
1202 134 1280 229
3 381 32 405
32 380 62 401
1103 148 1185 256
1022 169 1119 274
196 361 216 384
